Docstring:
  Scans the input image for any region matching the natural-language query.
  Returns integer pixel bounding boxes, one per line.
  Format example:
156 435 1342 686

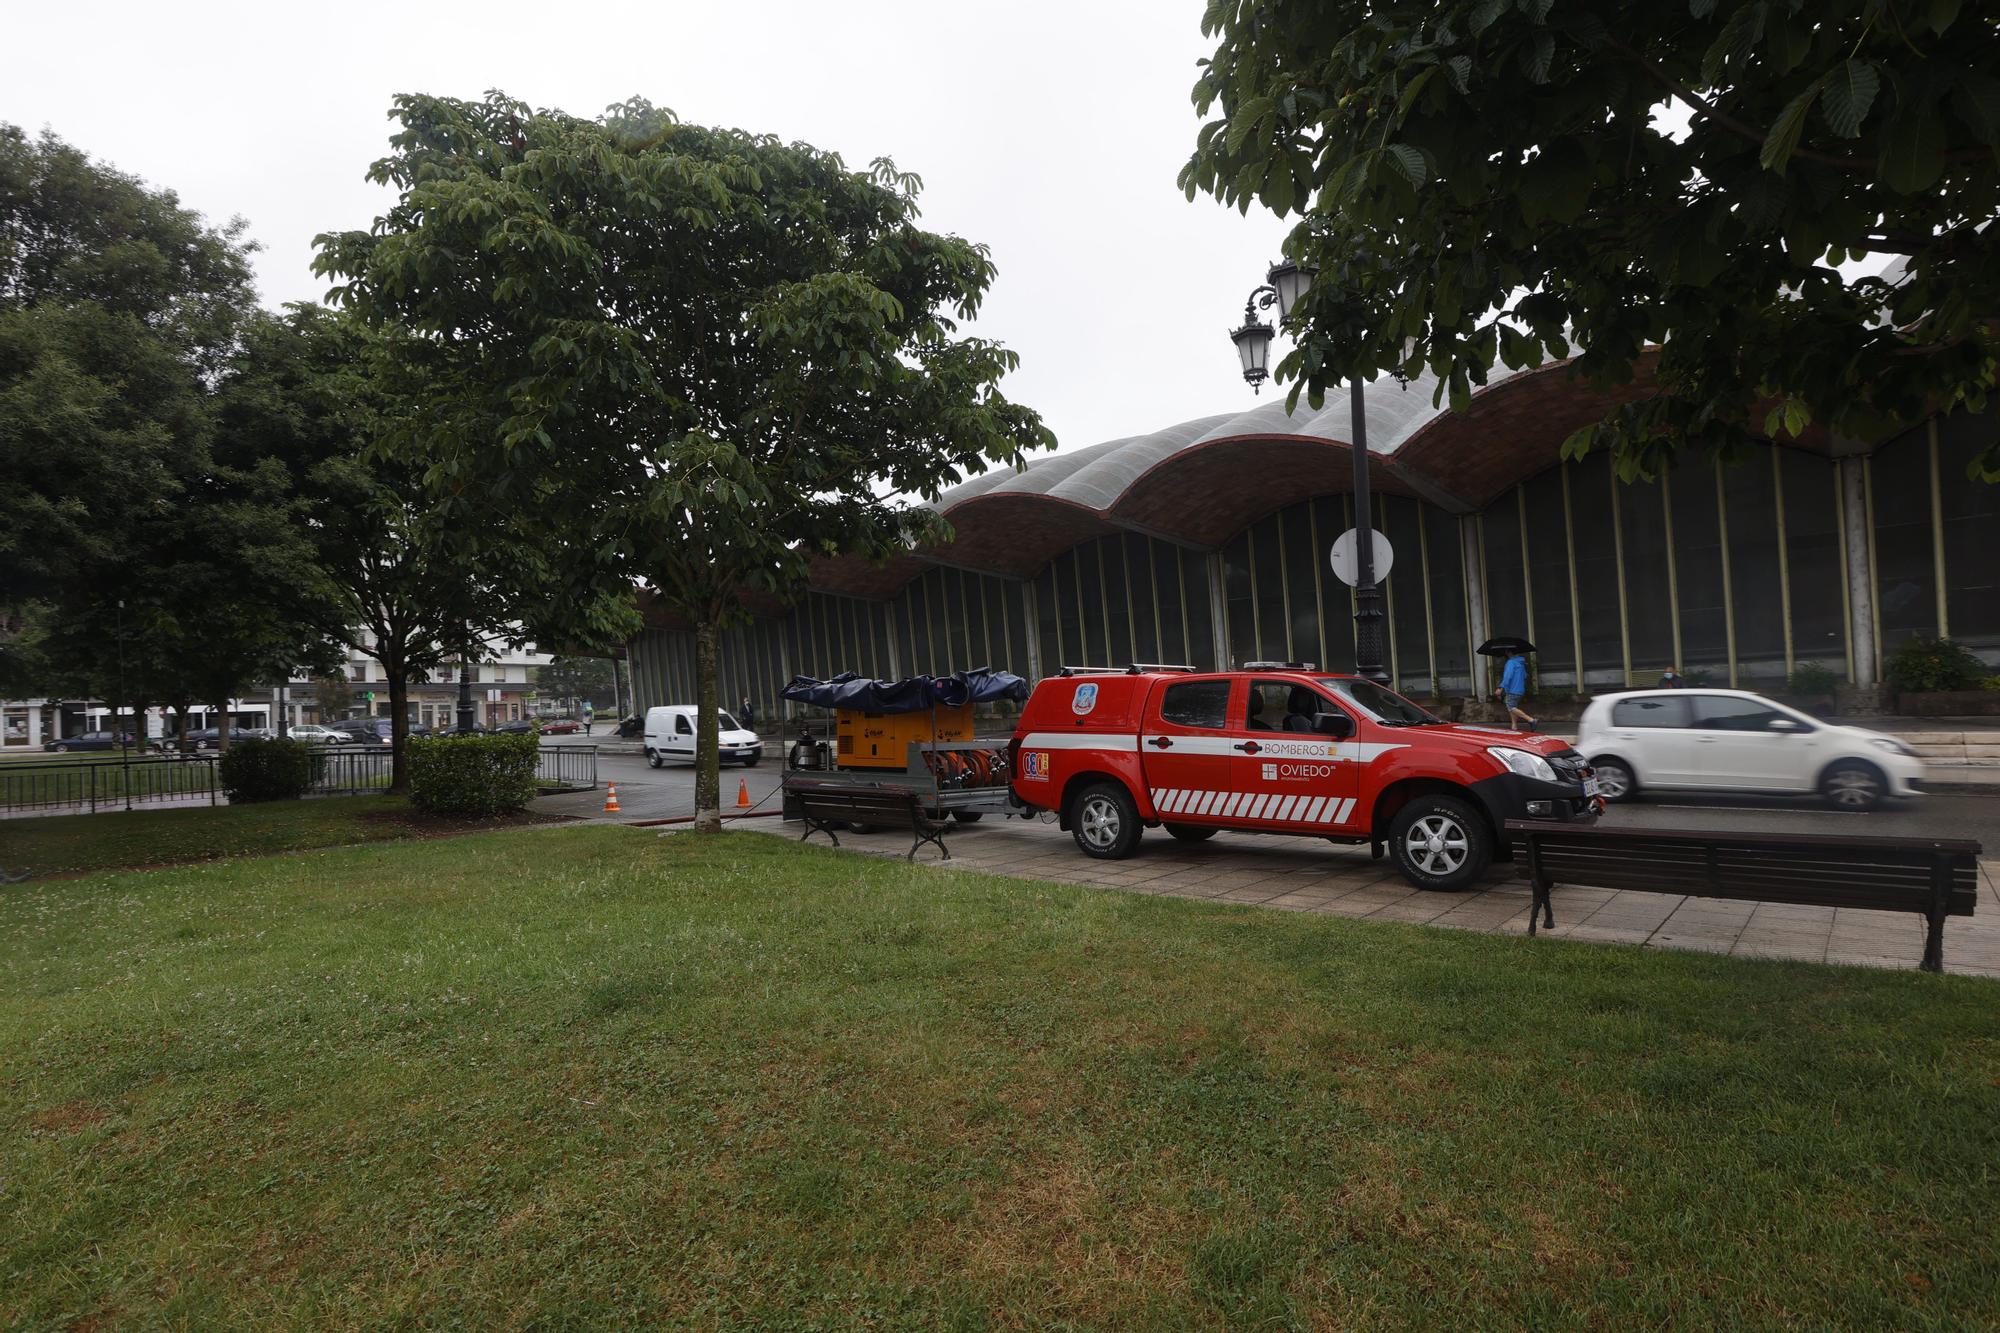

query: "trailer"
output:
778 669 1029 824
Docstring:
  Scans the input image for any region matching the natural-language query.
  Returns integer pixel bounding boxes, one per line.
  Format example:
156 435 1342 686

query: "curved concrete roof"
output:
798 351 1814 599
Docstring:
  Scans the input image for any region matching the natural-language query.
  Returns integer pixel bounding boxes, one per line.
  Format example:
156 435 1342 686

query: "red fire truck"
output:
1008 664 1600 890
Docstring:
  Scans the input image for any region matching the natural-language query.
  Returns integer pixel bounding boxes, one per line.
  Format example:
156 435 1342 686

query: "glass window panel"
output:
1690 693 1788 731
1224 530 1255 669
1616 473 1675 672
1568 453 1626 686
1034 567 1061 675
1098 537 1131 665
1123 534 1158 664
1612 695 1691 728
1251 514 1286 661
1316 495 1356 673
943 570 970 669
1667 451 1727 674
1480 500 1528 652
1382 496 1429 689
1181 547 1216 670
1281 502 1323 669
1056 552 1085 670
1870 433 1938 651
1721 451 1785 681
1003 580 1031 677
1938 412 2000 649
1160 679 1230 729
1151 539 1185 664
1423 503 1471 695
1779 447 1847 677
1520 472 1574 684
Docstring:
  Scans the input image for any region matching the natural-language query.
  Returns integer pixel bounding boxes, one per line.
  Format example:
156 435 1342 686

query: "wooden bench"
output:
790 780 950 862
1506 822 1980 972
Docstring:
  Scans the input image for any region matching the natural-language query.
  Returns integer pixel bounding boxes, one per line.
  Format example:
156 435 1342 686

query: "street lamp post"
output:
115 598 133 811
457 634 477 733
1230 260 1390 684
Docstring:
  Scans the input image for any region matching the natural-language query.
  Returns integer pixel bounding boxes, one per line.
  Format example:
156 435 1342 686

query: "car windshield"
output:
718 711 740 731
1316 677 1443 726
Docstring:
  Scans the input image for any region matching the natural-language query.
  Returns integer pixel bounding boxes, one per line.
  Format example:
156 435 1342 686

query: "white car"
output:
288 724 350 745
643 705 762 768
1576 688 1924 811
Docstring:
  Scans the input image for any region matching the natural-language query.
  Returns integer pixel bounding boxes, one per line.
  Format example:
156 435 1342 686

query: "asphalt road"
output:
540 746 2000 852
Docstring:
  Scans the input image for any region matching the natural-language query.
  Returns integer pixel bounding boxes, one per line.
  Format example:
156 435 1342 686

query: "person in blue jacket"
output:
1498 648 1535 732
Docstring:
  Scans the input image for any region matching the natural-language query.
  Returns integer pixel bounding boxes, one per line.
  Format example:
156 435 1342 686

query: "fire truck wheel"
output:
950 810 983 823
1388 794 1491 891
1164 824 1217 842
1070 781 1141 860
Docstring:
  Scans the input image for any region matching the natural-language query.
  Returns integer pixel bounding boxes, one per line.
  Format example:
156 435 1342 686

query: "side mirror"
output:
1314 712 1355 739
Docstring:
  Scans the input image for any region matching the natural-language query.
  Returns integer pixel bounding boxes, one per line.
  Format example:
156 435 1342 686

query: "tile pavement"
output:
759 814 2000 978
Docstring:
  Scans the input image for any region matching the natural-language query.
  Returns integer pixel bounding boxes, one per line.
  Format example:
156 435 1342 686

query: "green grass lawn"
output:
0 794 526 879
2 829 1995 1328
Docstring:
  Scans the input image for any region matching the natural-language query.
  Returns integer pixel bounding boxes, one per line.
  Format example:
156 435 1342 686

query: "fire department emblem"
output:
1071 683 1098 714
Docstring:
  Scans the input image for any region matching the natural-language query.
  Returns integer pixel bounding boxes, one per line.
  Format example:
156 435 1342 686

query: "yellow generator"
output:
836 705 975 769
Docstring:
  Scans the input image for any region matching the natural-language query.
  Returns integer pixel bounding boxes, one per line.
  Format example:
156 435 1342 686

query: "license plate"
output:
1581 777 1601 798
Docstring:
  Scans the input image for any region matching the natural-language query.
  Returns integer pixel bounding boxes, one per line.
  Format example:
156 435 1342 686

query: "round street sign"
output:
1329 528 1394 586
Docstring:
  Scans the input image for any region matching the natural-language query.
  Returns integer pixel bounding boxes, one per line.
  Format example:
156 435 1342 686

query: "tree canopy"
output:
1181 0 2000 481
317 93 1052 826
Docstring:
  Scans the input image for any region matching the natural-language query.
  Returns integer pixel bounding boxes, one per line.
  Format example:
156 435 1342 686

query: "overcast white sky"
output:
5 0 1292 456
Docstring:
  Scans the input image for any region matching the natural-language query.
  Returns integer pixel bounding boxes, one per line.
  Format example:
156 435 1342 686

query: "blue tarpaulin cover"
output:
781 668 1029 714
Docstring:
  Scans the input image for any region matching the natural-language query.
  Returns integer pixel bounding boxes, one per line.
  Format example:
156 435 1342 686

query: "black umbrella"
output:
1476 636 1537 657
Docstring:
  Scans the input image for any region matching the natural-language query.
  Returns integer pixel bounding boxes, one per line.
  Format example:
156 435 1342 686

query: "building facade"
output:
627 360 1999 721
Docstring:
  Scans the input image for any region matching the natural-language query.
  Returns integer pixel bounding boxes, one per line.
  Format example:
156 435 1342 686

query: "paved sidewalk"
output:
751 814 2000 978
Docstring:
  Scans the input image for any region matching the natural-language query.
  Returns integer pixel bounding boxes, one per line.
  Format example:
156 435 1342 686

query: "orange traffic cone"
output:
735 778 751 810
603 783 621 814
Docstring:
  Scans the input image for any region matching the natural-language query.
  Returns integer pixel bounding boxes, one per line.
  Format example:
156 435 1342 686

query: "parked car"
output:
287 724 351 745
539 717 581 735
173 727 275 751
645 705 762 767
1007 665 1599 891
1576 689 1924 812
434 724 489 737
42 730 135 753
329 718 430 747
493 719 540 735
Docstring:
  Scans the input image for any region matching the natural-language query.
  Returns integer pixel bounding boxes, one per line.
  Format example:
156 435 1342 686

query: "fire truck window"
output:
1246 681 1297 731
1160 680 1231 730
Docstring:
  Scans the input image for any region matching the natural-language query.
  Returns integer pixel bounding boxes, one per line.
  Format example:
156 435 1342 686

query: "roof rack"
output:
1240 660 1319 671
1056 663 1199 677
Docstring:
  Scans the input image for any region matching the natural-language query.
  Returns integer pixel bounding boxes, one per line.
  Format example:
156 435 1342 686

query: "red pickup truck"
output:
1008 665 1600 890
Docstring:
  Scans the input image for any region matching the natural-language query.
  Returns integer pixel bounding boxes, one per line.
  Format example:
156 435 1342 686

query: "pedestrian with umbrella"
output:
1479 637 1537 733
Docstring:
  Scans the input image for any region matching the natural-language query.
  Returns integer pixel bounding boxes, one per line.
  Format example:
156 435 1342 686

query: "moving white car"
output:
643 705 762 768
288 724 350 744
1576 688 1924 811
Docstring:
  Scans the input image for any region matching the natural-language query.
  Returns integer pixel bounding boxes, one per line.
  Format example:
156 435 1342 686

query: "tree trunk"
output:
216 701 232 753
693 617 722 832
172 703 190 753
388 669 410 794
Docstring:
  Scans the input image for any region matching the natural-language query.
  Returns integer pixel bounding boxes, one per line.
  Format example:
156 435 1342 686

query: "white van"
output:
643 705 763 768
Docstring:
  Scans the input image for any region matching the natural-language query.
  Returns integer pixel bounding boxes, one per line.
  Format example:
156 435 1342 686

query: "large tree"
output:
1181 1 2000 481
212 306 531 790
317 94 1052 829
2 125 341 737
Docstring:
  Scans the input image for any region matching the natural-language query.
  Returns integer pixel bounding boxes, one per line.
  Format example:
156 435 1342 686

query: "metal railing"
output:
0 753 221 814
2 741 598 815
536 745 598 792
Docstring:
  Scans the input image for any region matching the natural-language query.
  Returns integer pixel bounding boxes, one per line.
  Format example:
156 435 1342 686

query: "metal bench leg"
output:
1922 856 1949 973
801 813 840 847
1525 833 1554 936
908 823 950 861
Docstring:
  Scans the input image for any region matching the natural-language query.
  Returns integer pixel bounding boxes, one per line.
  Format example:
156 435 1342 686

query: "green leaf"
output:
1446 56 1473 94
1397 66 1438 120
1523 30 1557 84
1689 0 1718 15
1879 103 1947 193
1951 71 2000 146
1820 61 1879 138
1781 399 1811 438
1928 0 1963 34
1469 0 1509 36
1385 143 1428 187
1759 84 1820 176
1224 97 1274 155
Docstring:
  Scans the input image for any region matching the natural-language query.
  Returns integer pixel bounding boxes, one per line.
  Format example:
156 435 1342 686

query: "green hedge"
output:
217 738 319 803
1884 636 1988 695
408 733 542 817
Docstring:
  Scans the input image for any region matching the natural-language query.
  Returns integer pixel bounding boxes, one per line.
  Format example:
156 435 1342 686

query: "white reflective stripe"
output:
1212 792 1233 816
1220 792 1245 816
1265 795 1290 820
1145 733 1243 757
1195 791 1220 815
1019 732 1141 751
1301 796 1327 822
1151 789 1173 811
1334 797 1355 824
1182 791 1205 815
1170 790 1193 813
1238 794 1262 819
